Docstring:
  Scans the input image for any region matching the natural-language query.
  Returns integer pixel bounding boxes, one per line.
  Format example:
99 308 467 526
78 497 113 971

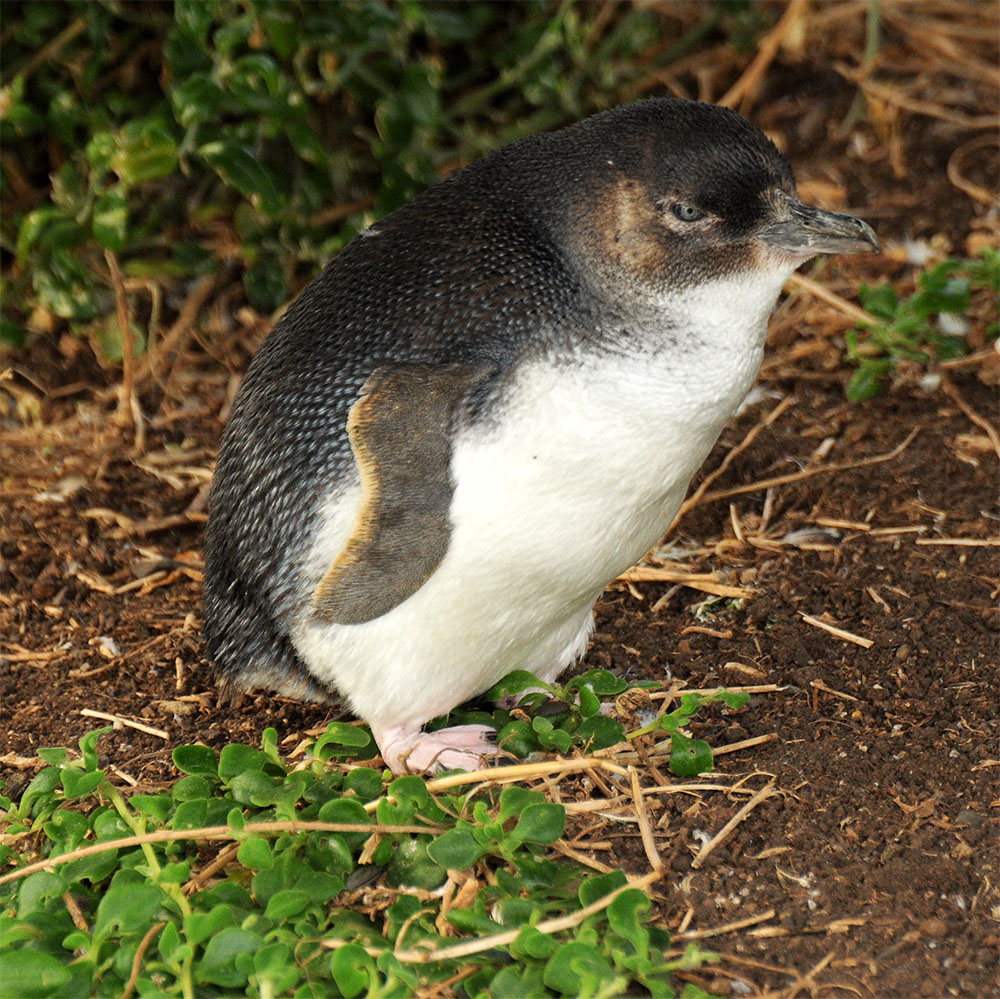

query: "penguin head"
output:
540 99 878 304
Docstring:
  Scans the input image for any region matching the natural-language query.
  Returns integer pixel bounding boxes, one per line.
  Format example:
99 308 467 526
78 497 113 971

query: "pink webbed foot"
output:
372 723 500 775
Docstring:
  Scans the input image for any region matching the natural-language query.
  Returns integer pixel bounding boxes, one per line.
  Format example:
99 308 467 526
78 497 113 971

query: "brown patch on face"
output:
593 174 669 282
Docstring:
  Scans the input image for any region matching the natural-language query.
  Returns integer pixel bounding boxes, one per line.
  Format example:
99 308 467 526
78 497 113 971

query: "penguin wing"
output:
312 361 495 625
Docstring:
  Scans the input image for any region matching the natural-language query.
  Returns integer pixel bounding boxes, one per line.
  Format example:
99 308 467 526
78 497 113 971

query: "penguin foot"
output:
373 723 498 775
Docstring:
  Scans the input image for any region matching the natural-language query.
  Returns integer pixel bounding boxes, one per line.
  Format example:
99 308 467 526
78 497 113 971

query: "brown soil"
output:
2 8 999 997
4 342 998 999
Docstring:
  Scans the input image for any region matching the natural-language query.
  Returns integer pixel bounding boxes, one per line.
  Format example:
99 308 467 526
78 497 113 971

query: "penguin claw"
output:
373 723 499 775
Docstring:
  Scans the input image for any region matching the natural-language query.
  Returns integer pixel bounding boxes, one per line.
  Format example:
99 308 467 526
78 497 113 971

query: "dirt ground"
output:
2 10 999 997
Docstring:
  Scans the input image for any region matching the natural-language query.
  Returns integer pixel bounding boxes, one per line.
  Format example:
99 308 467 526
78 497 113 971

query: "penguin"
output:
203 98 878 774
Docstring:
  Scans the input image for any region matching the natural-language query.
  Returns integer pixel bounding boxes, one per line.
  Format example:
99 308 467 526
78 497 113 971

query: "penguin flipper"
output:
312 362 494 625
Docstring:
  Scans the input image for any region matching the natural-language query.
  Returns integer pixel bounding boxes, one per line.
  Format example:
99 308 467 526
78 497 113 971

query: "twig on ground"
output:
941 374 1000 459
915 537 1000 547
691 780 778 869
388 868 664 963
835 62 1000 129
121 921 167 999
800 614 874 649
105 249 144 452
617 567 754 599
785 271 878 326
699 428 919 506
676 908 778 941
79 708 170 740
630 767 664 872
718 0 809 113
0 820 447 886
810 679 860 703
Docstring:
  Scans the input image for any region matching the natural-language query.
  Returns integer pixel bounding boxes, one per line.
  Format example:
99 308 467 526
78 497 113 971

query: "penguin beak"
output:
758 201 879 256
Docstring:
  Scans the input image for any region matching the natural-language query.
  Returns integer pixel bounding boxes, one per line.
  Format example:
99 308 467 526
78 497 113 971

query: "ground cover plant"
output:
2 1 997 997
2 679 741 998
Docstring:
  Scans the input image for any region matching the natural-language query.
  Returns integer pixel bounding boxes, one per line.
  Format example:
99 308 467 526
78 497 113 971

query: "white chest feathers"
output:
294 267 788 729
449 269 786 593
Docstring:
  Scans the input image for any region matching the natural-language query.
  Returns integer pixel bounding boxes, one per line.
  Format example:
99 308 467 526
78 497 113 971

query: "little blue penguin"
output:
203 98 878 774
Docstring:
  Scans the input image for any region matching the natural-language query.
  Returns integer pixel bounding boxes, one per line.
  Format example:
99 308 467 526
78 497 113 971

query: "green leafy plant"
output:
1 0 681 354
0 674 741 998
844 250 999 401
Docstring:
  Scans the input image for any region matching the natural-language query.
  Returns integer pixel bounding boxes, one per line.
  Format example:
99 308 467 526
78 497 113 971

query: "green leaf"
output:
532 716 572 753
259 6 299 59
718 691 750 710
567 668 629 696
608 889 651 957
200 140 282 215
313 722 373 763
343 767 383 801
172 775 211 801
487 670 556 699
0 949 72 998
236 835 273 870
172 743 219 777
317 796 370 848
228 769 278 805
858 283 898 320
15 207 82 262
184 905 238 947
112 120 178 186
253 942 299 992
575 683 602 717
196 928 263 988
159 861 190 884
488 963 549 998
385 838 447 890
574 714 626 751
130 794 173 821
264 889 311 920
579 870 628 907
157 920 182 961
169 73 226 128
94 318 147 365
60 767 104 799
0 318 26 348
92 190 128 251
386 775 447 823
62 850 120 886
218 742 276 779
171 798 208 830
669 733 714 777
43 807 89 848
16 871 66 917
228 806 245 833
94 882 168 941
495 719 539 757
543 941 618 995
33 252 97 321
846 361 892 403
497 786 544 824
509 802 565 846
426 827 484 870
330 943 376 998
174 0 213 46
512 924 559 959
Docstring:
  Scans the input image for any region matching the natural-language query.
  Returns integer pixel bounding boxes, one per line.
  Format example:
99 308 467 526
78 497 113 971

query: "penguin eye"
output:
670 203 706 223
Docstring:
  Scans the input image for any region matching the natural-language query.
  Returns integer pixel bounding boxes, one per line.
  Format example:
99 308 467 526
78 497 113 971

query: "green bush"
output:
2 0 678 353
